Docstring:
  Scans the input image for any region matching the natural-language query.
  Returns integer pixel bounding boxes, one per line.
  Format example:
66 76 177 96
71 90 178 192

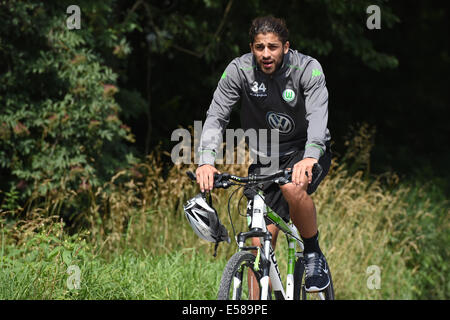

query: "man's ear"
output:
284 41 290 54
249 42 253 53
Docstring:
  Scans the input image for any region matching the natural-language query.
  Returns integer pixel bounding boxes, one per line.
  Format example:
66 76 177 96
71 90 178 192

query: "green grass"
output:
1 145 448 300
0 232 226 300
1 177 448 300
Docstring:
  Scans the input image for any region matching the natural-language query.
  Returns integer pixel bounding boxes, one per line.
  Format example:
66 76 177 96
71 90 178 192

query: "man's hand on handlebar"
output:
291 157 318 187
195 164 220 193
191 161 322 191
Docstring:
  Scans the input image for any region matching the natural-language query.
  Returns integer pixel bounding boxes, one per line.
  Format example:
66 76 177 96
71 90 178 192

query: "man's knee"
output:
280 183 309 205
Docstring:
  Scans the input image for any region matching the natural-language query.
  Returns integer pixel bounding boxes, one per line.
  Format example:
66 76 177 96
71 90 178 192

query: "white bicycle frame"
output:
237 192 305 300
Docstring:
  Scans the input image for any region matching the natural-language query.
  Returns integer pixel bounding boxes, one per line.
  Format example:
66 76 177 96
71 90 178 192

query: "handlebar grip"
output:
186 171 223 182
282 163 323 185
186 171 230 189
311 163 323 185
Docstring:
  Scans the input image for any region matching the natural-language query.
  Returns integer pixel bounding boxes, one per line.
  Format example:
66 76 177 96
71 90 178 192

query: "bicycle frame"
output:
236 191 304 300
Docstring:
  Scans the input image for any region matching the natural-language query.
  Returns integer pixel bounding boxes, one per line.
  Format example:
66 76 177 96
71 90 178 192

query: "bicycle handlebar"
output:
186 163 323 189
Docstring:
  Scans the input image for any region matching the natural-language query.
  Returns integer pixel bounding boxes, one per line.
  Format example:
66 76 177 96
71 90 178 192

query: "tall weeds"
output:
1 124 448 299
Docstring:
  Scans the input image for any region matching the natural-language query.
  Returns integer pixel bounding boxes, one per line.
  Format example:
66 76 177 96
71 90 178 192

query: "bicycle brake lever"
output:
186 171 196 181
282 169 292 181
213 172 223 183
213 172 231 183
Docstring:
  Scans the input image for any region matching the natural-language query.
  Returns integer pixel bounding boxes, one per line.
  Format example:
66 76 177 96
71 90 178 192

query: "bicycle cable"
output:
226 183 246 245
222 176 304 245
237 191 248 217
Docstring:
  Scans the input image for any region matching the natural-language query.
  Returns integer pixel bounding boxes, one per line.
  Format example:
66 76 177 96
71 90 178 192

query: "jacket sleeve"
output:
198 60 241 166
300 59 329 160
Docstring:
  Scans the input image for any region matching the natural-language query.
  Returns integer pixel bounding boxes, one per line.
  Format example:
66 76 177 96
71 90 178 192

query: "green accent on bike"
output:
247 215 251 227
266 206 291 233
254 247 261 271
221 71 227 79
287 246 296 274
311 69 322 78
305 143 324 156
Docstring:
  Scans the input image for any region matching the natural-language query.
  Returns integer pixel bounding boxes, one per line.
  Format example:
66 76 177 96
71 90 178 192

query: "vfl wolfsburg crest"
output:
282 89 295 102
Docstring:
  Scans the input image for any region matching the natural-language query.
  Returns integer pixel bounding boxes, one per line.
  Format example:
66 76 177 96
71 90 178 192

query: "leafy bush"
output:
0 1 137 205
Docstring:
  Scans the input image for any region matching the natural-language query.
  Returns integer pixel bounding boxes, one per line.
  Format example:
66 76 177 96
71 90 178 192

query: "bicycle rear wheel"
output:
293 256 335 300
217 250 267 300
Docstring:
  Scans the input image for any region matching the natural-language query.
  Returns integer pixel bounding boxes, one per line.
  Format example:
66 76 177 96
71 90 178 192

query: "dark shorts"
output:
244 146 332 224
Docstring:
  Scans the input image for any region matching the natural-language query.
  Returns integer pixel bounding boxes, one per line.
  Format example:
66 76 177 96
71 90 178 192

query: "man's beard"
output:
275 52 285 71
259 51 284 74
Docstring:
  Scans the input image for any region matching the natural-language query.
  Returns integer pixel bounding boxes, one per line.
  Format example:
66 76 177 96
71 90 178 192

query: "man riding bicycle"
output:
195 16 332 292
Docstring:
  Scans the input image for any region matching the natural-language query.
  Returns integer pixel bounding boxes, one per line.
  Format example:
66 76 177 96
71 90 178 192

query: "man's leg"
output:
280 179 317 238
280 178 329 292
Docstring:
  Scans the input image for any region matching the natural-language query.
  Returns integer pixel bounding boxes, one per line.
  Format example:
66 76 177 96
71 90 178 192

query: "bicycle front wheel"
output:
217 250 266 300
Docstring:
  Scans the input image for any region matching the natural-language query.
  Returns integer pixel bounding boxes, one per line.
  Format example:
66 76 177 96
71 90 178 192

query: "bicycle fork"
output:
236 231 272 299
236 193 274 300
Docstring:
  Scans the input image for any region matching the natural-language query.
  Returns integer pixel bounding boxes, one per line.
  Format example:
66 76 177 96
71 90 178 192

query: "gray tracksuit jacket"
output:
198 48 331 166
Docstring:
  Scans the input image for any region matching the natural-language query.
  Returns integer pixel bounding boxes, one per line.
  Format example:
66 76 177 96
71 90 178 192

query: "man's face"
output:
250 32 290 75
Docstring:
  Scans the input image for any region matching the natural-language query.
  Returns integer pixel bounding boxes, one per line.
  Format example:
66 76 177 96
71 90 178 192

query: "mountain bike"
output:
186 164 335 300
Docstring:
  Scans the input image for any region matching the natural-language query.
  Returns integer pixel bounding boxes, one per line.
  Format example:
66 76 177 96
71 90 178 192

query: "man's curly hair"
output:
249 16 289 44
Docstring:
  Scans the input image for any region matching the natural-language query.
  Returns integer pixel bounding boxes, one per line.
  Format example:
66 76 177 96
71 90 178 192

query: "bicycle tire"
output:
293 256 335 300
217 250 268 300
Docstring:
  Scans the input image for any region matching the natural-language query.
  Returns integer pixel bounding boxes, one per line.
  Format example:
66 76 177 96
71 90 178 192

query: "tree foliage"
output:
0 1 138 202
0 0 448 207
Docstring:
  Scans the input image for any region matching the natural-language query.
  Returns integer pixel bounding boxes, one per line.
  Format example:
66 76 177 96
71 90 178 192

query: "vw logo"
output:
266 112 295 135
